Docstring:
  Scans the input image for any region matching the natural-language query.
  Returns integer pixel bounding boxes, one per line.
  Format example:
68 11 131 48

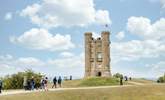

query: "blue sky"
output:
0 0 165 79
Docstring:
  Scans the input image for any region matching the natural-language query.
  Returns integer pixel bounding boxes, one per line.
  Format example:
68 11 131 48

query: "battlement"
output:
85 32 92 36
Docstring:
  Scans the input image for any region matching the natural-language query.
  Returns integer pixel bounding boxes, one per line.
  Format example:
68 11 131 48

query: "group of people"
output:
23 76 63 91
120 76 132 85
40 77 49 91
52 76 62 88
23 76 36 90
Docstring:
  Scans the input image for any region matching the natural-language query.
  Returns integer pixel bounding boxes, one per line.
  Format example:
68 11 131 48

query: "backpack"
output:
45 80 48 84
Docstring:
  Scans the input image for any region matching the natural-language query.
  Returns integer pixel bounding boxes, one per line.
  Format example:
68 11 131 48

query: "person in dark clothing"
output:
52 77 57 88
27 79 31 90
70 75 72 80
58 76 62 87
44 77 48 91
40 78 45 90
0 79 3 94
120 76 123 85
31 77 35 90
124 76 128 81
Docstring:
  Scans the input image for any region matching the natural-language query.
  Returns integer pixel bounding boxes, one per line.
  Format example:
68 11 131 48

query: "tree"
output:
157 74 165 83
113 73 123 78
2 69 44 89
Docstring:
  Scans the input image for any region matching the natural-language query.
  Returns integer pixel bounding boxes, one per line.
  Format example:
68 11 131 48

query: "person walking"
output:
58 76 62 88
23 76 28 90
40 78 45 90
124 76 128 81
52 76 57 88
27 79 31 90
0 79 3 94
120 76 123 85
31 76 35 90
70 75 72 80
44 77 48 91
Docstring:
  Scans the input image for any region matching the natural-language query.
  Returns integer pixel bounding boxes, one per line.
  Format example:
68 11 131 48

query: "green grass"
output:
1 84 165 100
131 78 155 84
124 78 155 85
62 77 119 87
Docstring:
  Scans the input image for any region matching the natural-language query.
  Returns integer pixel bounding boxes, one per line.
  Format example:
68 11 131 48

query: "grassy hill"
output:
1 84 165 100
131 78 156 83
62 77 120 87
124 78 155 85
62 77 156 87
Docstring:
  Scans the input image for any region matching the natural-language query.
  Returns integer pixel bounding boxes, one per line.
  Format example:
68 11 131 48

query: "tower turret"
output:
101 31 111 77
84 32 92 77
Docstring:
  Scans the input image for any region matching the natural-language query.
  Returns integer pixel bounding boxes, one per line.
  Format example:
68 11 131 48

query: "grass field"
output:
124 78 155 85
1 84 165 100
131 78 156 84
62 77 119 87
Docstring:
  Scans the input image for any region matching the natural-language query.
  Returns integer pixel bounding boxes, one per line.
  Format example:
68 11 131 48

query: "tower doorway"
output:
97 72 102 77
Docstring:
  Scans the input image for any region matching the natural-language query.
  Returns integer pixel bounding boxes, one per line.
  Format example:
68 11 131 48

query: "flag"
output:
105 24 108 28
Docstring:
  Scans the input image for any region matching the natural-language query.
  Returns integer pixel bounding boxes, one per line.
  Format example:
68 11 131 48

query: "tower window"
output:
97 52 102 61
98 44 101 47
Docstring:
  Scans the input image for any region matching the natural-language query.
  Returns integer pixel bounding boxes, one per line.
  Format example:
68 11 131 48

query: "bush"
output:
2 70 43 90
113 73 123 78
157 75 165 83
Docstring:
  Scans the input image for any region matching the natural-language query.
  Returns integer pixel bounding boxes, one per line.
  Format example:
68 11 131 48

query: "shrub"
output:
2 69 43 90
113 73 123 78
157 75 165 83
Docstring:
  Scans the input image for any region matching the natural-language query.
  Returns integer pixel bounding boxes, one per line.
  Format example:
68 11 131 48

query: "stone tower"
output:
84 31 111 77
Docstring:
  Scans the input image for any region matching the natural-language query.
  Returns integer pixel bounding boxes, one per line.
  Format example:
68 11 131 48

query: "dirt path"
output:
127 81 145 85
0 85 133 96
0 80 157 96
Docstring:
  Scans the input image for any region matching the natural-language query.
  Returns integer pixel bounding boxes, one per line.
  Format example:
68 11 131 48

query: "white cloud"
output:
4 12 12 20
145 61 165 77
0 54 45 76
122 16 165 61
112 39 165 61
160 0 165 8
0 54 13 60
127 16 165 40
111 16 165 78
152 61 165 72
60 52 74 57
10 28 75 51
95 10 112 25
20 0 111 28
16 57 45 67
48 52 84 68
115 31 125 40
0 53 84 77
